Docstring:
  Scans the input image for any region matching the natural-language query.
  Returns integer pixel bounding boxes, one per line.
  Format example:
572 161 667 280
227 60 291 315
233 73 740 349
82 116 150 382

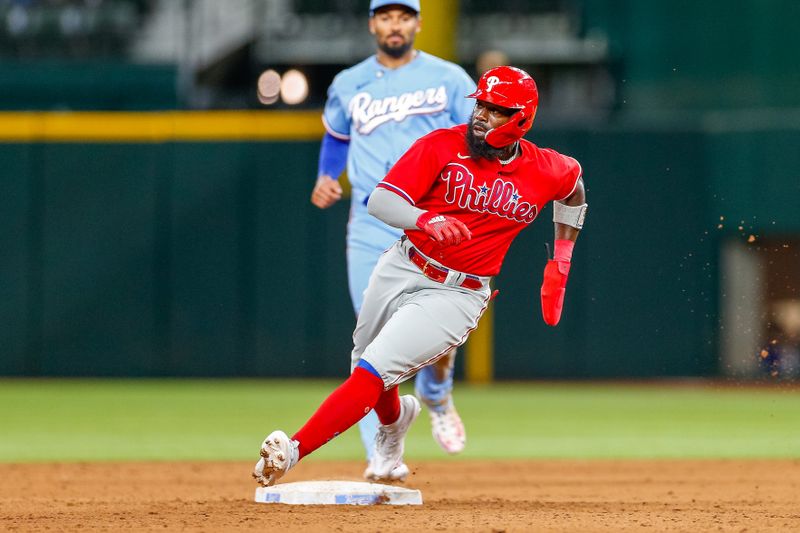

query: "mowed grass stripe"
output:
1 380 798 462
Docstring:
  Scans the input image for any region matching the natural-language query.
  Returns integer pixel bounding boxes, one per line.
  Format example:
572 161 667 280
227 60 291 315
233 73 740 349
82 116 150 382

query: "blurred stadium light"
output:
279 68 308 105
256 68 280 104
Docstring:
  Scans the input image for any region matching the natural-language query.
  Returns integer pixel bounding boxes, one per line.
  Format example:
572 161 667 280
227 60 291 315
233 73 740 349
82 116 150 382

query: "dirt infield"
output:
1 460 799 532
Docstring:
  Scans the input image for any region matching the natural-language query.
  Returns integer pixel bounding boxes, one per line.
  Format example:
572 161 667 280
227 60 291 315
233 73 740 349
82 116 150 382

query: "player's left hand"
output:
540 259 570 326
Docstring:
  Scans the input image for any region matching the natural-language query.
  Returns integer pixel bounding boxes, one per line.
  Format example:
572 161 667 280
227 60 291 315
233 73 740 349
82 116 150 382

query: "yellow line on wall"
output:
0 111 325 142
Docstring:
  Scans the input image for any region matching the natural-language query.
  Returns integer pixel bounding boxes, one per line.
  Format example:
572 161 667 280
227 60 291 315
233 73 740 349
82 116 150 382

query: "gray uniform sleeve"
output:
367 187 427 229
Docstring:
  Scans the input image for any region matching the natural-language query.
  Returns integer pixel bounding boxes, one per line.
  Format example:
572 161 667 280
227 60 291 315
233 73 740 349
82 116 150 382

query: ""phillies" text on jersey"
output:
440 163 538 223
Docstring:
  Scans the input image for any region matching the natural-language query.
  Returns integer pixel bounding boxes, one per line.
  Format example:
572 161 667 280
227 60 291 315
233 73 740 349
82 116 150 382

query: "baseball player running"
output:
310 0 476 479
254 65 588 487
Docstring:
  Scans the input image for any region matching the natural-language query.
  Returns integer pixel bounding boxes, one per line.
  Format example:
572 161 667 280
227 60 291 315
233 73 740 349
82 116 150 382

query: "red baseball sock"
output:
374 386 400 425
292 367 384 460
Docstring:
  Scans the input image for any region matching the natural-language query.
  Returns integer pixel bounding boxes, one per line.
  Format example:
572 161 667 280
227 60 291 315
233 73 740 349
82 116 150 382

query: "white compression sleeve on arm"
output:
367 187 426 229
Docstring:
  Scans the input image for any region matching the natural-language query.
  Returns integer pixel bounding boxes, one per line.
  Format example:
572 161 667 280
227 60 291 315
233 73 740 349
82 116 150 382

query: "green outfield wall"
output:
1 118 798 378
0 63 177 111
584 0 800 112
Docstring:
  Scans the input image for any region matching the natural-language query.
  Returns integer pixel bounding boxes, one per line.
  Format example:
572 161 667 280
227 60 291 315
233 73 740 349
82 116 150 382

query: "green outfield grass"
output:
1 379 799 462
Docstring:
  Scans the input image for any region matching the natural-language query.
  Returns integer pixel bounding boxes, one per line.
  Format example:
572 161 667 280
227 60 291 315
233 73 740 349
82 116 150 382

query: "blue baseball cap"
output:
369 0 420 16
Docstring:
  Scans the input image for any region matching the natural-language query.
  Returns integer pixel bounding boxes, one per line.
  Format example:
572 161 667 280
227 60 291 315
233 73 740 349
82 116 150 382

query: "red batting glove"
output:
416 212 472 247
540 260 571 326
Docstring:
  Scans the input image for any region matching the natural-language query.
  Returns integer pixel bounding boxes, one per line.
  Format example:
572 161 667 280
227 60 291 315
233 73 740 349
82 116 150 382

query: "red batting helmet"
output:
467 66 538 148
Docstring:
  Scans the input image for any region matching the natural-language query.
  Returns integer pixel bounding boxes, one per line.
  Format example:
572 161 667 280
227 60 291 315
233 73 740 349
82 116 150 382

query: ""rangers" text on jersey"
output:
350 86 448 134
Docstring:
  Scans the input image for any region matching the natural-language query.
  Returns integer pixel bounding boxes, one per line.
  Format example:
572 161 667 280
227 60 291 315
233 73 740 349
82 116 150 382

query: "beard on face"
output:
378 34 413 58
466 115 508 161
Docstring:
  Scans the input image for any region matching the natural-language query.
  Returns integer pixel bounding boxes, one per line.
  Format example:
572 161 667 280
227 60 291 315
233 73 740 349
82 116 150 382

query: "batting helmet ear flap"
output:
485 106 537 148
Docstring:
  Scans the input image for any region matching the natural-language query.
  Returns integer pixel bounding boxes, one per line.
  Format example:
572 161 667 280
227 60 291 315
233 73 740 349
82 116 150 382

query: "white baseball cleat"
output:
252 430 299 487
366 395 421 481
363 460 411 482
429 398 466 454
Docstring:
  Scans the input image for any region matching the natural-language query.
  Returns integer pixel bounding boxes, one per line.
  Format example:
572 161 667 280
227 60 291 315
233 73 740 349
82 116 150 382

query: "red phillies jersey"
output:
376 124 582 276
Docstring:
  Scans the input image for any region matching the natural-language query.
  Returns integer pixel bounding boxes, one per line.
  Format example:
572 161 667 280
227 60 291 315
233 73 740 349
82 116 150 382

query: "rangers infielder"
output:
310 0 476 479
254 66 588 487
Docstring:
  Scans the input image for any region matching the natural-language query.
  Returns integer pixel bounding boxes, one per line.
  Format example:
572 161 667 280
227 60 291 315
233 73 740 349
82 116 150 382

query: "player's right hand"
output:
311 175 343 209
415 212 472 247
540 259 571 326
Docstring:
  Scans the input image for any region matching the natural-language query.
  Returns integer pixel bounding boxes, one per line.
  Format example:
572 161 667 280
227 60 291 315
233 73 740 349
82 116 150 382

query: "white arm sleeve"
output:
367 187 426 229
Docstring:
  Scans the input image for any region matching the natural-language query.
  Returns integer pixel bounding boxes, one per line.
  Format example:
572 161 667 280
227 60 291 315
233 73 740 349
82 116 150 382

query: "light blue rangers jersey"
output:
323 51 476 206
